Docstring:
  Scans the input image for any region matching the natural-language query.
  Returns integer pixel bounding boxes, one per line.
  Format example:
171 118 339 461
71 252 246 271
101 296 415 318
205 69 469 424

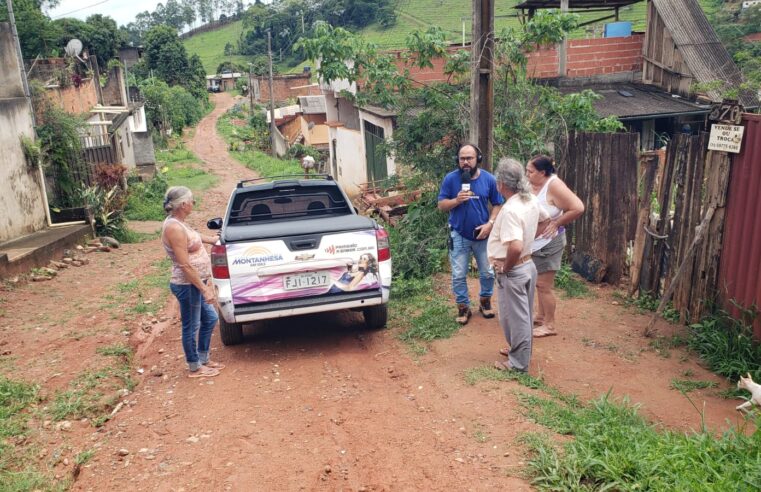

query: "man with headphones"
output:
437 143 504 325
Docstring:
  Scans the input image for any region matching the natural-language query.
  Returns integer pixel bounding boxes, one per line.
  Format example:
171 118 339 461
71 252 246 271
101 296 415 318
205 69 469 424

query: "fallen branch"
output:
644 205 716 337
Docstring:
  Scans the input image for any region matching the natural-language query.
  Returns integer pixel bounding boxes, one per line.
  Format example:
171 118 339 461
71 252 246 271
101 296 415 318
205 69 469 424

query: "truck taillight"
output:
376 227 390 261
211 244 229 279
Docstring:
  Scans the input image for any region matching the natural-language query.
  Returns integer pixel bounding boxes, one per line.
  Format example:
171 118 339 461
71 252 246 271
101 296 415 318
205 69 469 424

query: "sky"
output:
47 0 159 26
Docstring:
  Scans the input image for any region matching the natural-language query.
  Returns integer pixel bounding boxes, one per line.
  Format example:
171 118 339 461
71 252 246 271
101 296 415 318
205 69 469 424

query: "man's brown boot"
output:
456 303 471 325
479 297 495 318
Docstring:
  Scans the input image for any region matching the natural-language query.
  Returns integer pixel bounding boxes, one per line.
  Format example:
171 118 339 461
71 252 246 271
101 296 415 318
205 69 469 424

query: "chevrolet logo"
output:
295 253 315 261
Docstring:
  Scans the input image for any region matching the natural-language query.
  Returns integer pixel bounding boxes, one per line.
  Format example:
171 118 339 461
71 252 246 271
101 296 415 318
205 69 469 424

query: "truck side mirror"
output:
207 217 223 230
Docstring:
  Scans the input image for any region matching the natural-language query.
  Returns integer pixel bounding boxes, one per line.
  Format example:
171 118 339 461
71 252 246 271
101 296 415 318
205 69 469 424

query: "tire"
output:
363 304 388 330
219 316 244 346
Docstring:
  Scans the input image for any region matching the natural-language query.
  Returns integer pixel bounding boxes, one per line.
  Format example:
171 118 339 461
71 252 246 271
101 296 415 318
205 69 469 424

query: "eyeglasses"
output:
459 156 475 162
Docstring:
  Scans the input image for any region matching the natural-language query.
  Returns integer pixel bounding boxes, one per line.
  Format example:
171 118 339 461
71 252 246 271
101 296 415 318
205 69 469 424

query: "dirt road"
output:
0 93 744 491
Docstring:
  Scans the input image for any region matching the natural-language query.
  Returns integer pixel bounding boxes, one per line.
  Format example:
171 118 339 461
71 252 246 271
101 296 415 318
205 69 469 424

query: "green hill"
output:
184 0 718 74
183 20 249 74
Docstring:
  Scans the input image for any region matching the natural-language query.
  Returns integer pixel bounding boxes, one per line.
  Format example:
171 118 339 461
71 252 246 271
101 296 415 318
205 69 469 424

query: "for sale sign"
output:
708 124 745 153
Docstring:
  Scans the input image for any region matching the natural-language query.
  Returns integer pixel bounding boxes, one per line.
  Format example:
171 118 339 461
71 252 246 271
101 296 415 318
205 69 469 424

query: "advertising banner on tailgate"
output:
226 230 380 304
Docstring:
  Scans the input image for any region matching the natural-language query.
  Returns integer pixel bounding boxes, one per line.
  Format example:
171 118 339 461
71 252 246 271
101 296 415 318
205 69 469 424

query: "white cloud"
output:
49 0 173 27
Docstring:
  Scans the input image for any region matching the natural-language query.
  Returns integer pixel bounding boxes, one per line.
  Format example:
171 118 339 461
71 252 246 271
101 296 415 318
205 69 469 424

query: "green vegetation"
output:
390 277 460 354
0 376 50 488
184 19 249 74
216 107 302 176
670 378 717 393
49 345 134 425
125 142 217 222
553 262 591 298
688 309 761 382
521 392 761 490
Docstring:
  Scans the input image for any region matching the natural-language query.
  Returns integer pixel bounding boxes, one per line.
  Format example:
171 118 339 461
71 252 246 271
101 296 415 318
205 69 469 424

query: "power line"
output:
51 0 113 19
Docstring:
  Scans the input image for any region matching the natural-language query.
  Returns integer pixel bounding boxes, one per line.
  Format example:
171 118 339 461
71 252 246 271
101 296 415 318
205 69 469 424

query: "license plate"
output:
283 272 330 290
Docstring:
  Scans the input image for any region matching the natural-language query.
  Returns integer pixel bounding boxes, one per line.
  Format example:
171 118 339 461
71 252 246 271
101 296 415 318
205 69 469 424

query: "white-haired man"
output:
488 158 549 373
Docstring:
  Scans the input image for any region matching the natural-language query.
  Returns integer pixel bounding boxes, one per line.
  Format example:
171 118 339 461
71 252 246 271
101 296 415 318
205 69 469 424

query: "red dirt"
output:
0 93 745 491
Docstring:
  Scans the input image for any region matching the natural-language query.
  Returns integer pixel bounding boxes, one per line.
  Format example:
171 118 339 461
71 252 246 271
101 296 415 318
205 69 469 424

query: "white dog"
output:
736 373 761 413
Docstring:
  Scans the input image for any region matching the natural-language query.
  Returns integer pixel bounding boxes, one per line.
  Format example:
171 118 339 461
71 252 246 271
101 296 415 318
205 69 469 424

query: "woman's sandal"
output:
494 360 515 371
532 326 557 338
188 366 220 378
499 347 510 357
204 361 225 370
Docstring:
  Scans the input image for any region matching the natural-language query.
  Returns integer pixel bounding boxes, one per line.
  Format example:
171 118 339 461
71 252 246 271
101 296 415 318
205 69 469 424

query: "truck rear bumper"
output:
228 290 385 323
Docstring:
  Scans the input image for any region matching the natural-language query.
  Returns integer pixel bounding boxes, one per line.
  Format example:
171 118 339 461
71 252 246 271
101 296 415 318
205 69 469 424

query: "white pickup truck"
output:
207 175 392 345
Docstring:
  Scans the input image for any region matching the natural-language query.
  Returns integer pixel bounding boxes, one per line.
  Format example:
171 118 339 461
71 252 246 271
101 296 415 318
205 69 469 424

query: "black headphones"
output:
455 142 483 165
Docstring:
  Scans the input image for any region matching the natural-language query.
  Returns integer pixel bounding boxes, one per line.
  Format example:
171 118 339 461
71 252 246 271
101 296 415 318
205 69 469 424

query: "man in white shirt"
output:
487 158 550 372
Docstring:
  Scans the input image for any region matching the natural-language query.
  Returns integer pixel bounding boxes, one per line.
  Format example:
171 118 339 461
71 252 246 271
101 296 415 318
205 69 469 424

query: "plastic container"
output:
604 21 632 38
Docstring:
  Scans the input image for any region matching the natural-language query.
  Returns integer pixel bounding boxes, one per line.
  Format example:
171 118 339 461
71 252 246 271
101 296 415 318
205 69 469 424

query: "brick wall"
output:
255 74 319 104
389 34 644 84
527 34 644 79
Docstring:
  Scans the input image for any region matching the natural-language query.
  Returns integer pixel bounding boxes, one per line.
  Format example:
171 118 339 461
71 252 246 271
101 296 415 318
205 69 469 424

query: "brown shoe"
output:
479 297 495 318
456 303 471 325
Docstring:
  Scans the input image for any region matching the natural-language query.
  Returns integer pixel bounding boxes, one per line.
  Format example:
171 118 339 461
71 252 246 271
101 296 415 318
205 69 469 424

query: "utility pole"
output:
470 0 494 171
248 63 254 114
267 30 277 158
301 11 305 33
558 0 569 77
461 16 467 47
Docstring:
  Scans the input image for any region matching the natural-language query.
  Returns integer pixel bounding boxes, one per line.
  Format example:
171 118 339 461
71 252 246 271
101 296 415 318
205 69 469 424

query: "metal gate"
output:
363 121 387 183
718 113 761 337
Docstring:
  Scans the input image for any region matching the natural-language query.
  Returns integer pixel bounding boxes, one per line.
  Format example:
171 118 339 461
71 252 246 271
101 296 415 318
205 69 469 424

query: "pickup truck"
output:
207 175 392 345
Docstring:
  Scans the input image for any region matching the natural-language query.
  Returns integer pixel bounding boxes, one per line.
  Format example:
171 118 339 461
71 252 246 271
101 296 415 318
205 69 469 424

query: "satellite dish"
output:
65 39 83 58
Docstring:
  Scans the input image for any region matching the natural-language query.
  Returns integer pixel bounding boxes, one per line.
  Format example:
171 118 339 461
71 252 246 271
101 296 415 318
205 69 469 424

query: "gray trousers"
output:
496 261 537 372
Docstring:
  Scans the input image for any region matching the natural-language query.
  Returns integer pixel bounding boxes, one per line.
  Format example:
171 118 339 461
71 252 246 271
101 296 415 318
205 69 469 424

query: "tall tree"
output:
0 0 61 57
85 14 121 62
143 24 190 86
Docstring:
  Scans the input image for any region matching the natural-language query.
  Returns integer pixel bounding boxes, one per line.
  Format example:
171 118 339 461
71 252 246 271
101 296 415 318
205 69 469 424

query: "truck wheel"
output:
219 317 244 346
363 304 388 330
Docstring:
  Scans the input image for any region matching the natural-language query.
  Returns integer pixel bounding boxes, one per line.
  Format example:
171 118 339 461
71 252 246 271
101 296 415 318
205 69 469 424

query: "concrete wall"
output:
101 66 126 107
333 126 364 197
0 23 48 242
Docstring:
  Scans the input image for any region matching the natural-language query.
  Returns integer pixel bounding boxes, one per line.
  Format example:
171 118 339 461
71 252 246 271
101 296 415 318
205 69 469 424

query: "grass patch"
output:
98 259 171 322
390 276 461 352
688 309 761 382
648 334 688 359
0 377 52 489
670 379 717 393
125 141 217 222
553 262 591 298
49 346 135 424
521 392 761 490
216 108 302 177
182 19 247 73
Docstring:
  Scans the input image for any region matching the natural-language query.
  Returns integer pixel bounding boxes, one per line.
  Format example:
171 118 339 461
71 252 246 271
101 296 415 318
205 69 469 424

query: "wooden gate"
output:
631 132 731 324
558 131 640 285
364 121 387 182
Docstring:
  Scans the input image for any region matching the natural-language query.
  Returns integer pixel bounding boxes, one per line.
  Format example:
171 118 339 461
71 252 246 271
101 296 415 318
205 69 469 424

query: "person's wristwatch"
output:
488 219 495 225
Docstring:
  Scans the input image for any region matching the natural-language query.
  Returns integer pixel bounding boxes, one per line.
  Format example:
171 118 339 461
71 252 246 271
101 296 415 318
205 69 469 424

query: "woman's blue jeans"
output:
449 230 494 306
170 282 218 371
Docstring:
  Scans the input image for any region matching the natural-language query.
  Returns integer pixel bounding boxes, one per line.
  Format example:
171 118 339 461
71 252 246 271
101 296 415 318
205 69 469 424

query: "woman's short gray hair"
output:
164 186 193 213
495 158 532 201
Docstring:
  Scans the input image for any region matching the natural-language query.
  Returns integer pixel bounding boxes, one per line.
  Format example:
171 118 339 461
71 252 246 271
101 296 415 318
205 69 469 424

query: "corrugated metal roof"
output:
556 82 710 119
298 95 326 114
718 113 761 338
651 0 757 108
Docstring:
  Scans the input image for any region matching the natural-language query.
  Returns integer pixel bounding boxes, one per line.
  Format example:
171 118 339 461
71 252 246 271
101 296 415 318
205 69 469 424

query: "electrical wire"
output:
51 0 114 19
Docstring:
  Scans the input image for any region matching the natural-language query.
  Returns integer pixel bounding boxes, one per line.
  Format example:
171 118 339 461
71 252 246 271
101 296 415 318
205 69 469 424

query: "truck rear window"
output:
228 185 352 225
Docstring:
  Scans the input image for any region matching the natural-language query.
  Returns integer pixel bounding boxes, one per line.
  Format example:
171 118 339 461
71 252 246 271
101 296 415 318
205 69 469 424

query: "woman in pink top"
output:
526 155 585 338
162 186 224 378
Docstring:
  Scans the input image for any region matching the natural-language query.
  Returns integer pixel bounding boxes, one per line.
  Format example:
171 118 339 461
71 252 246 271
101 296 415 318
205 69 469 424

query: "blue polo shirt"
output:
438 169 504 241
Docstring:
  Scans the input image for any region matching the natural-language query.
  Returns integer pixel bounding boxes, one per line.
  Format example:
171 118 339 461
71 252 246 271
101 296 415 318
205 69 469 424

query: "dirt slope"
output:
0 93 744 492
